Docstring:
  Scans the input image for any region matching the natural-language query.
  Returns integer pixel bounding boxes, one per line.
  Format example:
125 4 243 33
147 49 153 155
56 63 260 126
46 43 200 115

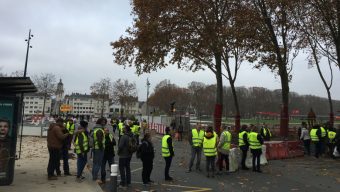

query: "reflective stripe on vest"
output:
263 127 272 137
222 131 231 150
93 128 105 149
192 129 204 147
328 131 336 143
66 122 75 134
239 131 248 147
310 129 319 142
162 135 171 157
320 127 326 138
203 134 217 156
248 132 261 149
75 132 88 154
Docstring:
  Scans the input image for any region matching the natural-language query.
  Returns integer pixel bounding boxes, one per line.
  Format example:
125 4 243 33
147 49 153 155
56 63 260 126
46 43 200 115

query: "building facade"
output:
64 93 110 117
23 93 52 116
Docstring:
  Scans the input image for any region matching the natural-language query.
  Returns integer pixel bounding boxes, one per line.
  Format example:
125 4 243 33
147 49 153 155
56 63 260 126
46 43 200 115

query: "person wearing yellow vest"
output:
320 124 327 155
239 125 250 170
118 120 124 140
217 126 231 173
132 120 141 145
327 127 336 158
101 127 116 183
187 123 205 172
74 121 89 182
91 118 106 183
203 126 218 178
249 125 264 173
66 118 75 149
162 127 174 181
310 124 322 158
260 123 272 141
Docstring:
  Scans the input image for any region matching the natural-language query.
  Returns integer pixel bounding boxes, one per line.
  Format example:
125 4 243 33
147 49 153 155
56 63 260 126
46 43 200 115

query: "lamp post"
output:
146 78 150 128
18 29 34 159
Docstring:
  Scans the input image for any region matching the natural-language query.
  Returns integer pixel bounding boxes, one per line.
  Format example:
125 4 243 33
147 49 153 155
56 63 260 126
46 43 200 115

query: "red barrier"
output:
265 140 304 160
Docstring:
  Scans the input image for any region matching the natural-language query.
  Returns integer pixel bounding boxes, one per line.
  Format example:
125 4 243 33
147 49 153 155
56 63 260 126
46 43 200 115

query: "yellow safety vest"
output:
222 131 231 150
328 131 336 143
66 122 75 135
203 133 217 156
162 135 172 157
75 132 88 154
118 122 124 136
310 129 319 142
263 127 272 138
132 125 140 135
192 129 205 147
93 128 105 150
248 132 261 150
320 127 326 138
239 131 248 147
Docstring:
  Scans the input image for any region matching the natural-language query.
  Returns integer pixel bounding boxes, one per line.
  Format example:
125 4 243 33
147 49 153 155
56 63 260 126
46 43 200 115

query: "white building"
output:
64 93 110 117
109 101 142 117
23 93 52 116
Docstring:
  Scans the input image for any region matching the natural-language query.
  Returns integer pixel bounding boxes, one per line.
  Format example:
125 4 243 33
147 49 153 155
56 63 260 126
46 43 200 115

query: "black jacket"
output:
140 138 155 160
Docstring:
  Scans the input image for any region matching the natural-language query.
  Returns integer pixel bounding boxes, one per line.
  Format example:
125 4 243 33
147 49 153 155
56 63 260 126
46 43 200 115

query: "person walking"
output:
300 122 311 156
162 127 174 181
47 118 69 180
140 133 155 185
260 123 272 141
217 126 231 173
239 124 250 170
187 123 204 173
310 124 322 158
91 118 106 184
101 127 116 183
118 125 134 187
74 121 89 182
203 126 218 178
249 125 264 173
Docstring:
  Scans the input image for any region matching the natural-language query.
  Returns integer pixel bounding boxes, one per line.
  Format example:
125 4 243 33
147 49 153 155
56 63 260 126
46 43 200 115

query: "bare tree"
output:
32 73 57 137
112 79 138 117
90 78 112 117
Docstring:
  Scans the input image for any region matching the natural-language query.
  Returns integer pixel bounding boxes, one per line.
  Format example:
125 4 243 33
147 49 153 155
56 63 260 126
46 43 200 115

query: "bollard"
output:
110 164 118 192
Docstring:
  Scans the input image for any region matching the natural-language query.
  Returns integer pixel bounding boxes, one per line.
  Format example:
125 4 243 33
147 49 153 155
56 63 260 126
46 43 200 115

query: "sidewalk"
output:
0 136 102 192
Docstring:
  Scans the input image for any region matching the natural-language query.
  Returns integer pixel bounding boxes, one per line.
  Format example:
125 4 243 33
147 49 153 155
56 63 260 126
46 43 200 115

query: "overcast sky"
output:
1 0 340 102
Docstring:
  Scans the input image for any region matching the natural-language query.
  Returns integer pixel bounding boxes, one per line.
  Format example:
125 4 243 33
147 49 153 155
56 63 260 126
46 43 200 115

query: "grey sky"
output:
1 0 340 102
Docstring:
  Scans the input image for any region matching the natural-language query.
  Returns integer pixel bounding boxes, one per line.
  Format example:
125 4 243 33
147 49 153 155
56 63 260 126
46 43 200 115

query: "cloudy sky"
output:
1 0 340 102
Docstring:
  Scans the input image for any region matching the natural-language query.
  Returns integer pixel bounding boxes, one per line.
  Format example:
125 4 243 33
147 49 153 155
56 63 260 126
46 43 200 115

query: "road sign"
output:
60 104 72 112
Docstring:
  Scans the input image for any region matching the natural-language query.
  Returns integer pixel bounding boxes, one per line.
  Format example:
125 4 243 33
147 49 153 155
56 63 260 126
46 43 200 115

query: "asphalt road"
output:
93 130 340 192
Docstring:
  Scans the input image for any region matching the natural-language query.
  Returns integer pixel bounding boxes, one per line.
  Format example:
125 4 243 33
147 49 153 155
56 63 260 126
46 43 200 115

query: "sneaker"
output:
48 176 58 180
96 179 103 185
76 178 83 183
80 176 85 180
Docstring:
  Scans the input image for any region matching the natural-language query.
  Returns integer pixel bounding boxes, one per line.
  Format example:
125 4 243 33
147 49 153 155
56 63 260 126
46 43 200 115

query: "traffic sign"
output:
60 104 72 112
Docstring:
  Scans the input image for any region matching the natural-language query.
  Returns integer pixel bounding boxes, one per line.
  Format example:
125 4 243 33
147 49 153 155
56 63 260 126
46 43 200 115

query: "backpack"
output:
128 136 138 153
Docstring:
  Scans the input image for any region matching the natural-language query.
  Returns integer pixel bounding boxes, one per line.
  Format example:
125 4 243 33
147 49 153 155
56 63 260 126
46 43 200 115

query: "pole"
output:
18 29 33 159
110 164 118 192
146 78 150 128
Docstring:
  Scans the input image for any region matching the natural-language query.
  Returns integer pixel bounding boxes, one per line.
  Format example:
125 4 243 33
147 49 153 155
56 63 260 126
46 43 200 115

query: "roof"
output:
0 77 37 94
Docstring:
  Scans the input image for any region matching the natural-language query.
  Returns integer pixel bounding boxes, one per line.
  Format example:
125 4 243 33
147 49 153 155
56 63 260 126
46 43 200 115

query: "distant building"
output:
64 93 110 118
23 93 52 116
109 101 142 117
52 79 64 115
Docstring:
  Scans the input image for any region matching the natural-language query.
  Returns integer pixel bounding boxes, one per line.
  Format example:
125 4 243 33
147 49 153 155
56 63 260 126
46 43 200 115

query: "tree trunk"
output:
279 67 289 138
214 54 223 134
229 81 241 132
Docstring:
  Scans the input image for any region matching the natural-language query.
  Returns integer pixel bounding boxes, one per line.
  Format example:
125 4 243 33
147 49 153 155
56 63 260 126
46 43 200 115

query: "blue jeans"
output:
77 153 87 178
119 157 132 186
92 149 104 180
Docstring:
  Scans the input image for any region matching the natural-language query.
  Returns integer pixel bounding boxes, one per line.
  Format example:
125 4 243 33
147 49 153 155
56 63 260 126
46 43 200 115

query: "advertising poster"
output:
0 97 16 185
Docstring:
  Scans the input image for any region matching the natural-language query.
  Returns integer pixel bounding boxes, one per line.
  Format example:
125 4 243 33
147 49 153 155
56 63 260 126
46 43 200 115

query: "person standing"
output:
74 121 89 182
239 125 250 170
92 118 106 184
249 125 264 173
132 120 141 145
162 127 174 181
217 126 231 173
101 127 116 183
118 125 134 187
140 133 155 185
118 119 124 141
47 118 69 180
300 122 311 156
177 120 184 141
203 126 218 178
327 127 336 158
187 123 204 172
260 123 271 141
65 118 75 149
310 125 322 158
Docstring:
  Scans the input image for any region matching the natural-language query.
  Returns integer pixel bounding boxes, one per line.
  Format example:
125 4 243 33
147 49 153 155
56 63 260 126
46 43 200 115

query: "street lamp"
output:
24 29 33 77
146 78 150 127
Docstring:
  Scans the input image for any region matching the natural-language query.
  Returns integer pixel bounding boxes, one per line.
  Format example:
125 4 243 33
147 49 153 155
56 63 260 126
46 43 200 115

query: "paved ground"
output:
99 132 340 192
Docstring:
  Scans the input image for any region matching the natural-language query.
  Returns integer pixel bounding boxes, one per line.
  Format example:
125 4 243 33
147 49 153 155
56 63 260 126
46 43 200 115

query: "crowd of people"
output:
46 116 339 189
